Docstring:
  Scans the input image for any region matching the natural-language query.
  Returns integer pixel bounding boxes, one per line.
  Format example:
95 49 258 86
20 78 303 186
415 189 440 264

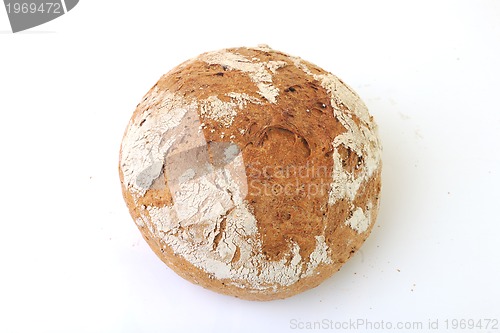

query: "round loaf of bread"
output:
119 45 382 301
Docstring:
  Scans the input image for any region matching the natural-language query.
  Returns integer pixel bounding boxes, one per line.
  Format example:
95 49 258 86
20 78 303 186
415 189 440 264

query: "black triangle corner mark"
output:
65 0 79 12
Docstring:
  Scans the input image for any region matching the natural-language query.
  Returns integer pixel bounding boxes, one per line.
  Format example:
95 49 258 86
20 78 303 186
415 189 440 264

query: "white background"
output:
1 1 499 332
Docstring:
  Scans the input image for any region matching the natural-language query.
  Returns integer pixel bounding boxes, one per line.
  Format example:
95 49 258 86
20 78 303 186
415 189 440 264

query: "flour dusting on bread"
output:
119 45 382 300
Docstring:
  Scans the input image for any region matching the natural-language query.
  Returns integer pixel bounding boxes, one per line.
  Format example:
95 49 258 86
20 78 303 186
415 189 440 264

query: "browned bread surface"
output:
119 45 382 300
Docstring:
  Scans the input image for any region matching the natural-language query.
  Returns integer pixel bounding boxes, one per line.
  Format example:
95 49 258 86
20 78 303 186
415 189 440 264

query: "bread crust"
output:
119 45 382 300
